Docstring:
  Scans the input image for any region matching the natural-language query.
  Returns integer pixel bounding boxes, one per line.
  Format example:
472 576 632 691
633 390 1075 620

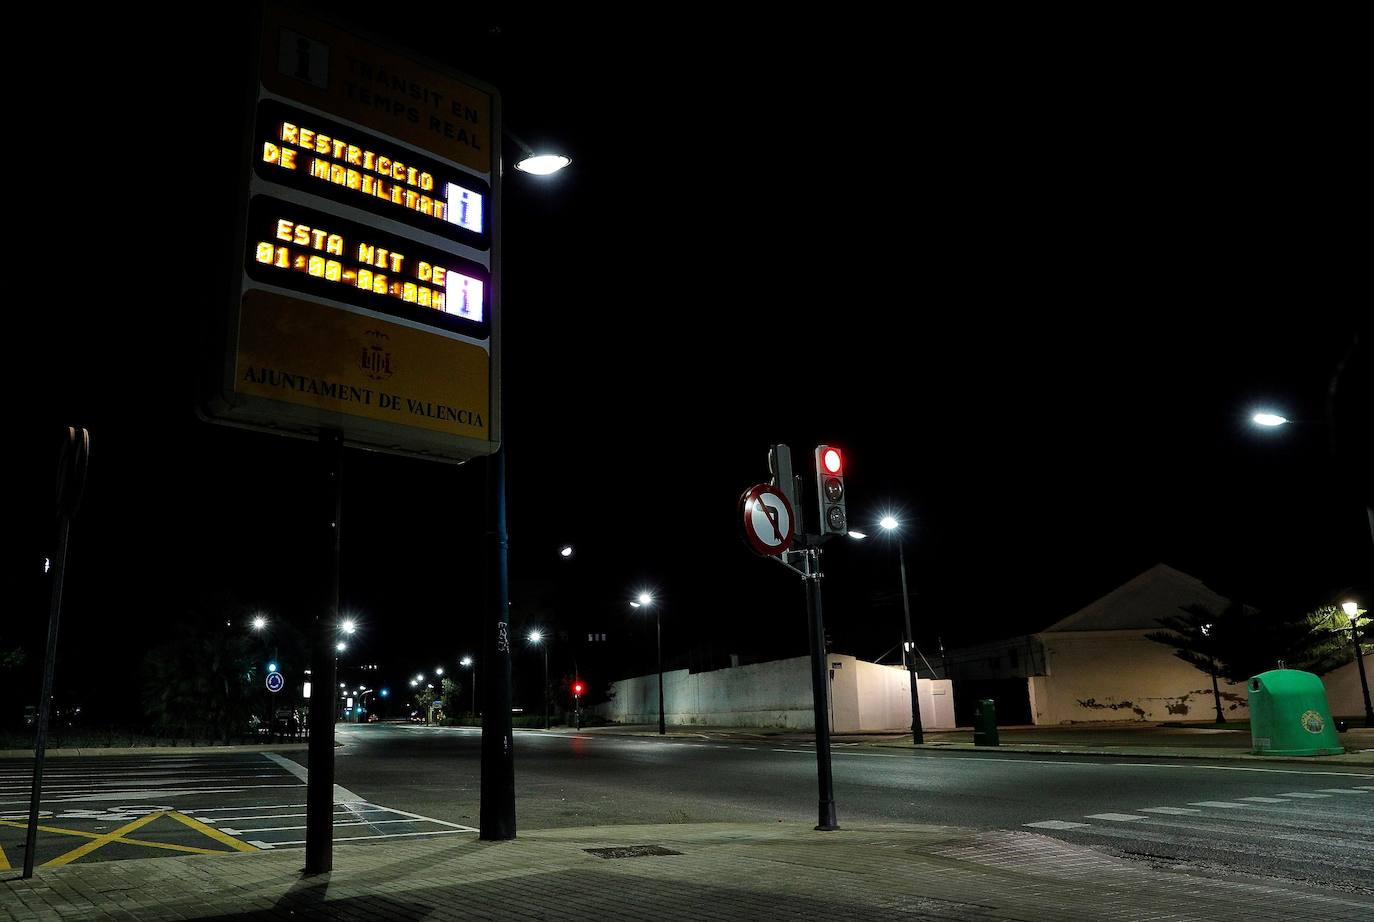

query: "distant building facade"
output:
946 563 1370 725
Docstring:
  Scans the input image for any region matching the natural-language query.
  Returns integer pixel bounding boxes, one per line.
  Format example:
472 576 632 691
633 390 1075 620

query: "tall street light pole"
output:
528 631 549 730
633 593 665 734
461 656 476 717
1343 602 1373 723
880 516 923 745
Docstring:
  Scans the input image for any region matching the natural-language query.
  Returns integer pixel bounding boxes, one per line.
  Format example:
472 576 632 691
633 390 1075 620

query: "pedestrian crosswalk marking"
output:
1139 807 1201 815
1276 792 1329 799
1024 820 1090 830
1188 801 1247 808
1085 813 1146 822
1237 797 1288 803
1314 788 1367 794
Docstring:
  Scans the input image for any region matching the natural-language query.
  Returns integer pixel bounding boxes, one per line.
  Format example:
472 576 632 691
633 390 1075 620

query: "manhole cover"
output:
584 845 682 859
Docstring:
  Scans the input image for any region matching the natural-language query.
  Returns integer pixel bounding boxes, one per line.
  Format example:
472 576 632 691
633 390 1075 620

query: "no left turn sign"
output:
740 484 795 556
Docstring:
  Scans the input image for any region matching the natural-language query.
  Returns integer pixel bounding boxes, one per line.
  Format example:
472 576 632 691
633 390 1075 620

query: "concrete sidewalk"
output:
574 723 1374 765
3 820 1370 921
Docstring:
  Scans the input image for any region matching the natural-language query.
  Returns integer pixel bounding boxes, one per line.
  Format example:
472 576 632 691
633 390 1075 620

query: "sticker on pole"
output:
739 484 795 556
266 672 285 693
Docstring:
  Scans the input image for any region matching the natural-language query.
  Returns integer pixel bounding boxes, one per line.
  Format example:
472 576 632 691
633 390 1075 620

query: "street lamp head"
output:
848 530 867 540
559 545 574 558
335 641 347 653
251 616 267 631
1344 601 1361 619
528 630 543 645
1251 412 1288 427
460 656 473 668
409 679 417 687
267 662 277 672
880 515 899 531
435 667 444 676
514 153 571 176
637 592 653 607
340 619 357 635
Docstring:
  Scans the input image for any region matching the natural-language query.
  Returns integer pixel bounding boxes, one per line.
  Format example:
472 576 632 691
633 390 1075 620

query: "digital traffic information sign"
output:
202 1 500 463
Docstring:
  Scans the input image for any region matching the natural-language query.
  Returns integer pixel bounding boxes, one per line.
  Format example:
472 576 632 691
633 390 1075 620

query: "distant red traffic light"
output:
572 681 585 697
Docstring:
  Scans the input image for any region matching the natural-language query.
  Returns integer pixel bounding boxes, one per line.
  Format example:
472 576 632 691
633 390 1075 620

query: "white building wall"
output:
1031 630 1251 724
597 654 956 731
1323 653 1373 717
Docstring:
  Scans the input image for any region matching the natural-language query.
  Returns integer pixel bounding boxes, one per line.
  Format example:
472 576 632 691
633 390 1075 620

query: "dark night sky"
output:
17 6 1371 719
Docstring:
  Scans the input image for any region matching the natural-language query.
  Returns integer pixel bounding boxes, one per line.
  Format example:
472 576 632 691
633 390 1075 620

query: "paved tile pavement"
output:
2 820 1372 920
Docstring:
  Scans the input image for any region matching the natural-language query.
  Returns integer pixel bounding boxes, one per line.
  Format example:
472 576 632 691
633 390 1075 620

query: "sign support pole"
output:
305 430 342 874
24 520 71 879
24 428 88 879
480 445 516 840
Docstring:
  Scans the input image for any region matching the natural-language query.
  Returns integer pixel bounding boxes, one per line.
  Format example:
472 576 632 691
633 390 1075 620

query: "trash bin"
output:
1247 669 1343 756
973 698 999 746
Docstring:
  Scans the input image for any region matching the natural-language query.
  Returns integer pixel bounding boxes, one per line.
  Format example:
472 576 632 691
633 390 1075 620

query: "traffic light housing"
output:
814 445 847 536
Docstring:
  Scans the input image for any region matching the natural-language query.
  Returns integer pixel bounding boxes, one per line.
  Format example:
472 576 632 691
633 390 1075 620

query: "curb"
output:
0 743 310 759
871 740 1374 766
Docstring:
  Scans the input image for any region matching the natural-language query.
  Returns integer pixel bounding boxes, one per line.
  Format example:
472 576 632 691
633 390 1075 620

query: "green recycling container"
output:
973 698 999 746
1247 669 1342 756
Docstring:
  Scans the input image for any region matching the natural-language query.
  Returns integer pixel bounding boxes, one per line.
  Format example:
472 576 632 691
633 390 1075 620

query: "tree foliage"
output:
1148 600 1361 684
141 614 260 742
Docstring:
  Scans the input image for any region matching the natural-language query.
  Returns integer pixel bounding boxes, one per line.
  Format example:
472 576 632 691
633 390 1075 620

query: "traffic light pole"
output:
305 430 342 875
801 544 838 831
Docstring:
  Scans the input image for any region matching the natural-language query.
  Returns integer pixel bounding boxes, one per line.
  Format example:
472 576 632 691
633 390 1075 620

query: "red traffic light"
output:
823 448 842 474
572 681 585 697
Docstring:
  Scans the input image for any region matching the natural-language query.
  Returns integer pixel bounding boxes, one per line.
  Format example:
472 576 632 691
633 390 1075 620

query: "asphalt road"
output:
0 750 470 869
311 723 1374 894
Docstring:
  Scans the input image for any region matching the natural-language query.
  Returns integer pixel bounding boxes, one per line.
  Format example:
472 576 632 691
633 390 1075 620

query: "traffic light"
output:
572 680 585 698
814 445 847 536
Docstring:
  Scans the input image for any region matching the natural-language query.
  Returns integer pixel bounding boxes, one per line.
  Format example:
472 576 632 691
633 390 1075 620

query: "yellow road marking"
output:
164 811 260 853
0 813 257 863
43 812 168 866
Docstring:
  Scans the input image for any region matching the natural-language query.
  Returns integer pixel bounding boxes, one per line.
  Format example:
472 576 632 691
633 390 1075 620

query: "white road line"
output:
248 840 275 849
1138 807 1201 815
264 828 476 846
1024 820 1090 830
262 752 362 802
738 747 759 751
1277 792 1331 798
201 806 392 822
0 784 306 806
194 803 307 813
222 818 437 834
1237 797 1289 803
1188 801 1248 808
358 803 475 830
1316 788 1368 794
1085 813 1146 822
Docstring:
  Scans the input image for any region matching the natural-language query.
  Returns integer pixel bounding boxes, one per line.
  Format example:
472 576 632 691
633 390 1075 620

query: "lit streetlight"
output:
880 515 924 745
461 656 476 717
528 631 549 730
335 641 346 653
632 592 666 735
435 667 444 677
514 154 571 175
1251 412 1289 428
252 615 267 631
340 619 356 635
1343 601 1373 723
559 545 574 559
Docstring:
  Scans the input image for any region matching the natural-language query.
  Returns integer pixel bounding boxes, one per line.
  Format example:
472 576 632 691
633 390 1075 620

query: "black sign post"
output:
305 429 343 874
24 427 90 879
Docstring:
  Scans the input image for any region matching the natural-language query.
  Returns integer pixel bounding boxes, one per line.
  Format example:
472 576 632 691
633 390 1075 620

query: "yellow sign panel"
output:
235 290 489 441
261 3 491 173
